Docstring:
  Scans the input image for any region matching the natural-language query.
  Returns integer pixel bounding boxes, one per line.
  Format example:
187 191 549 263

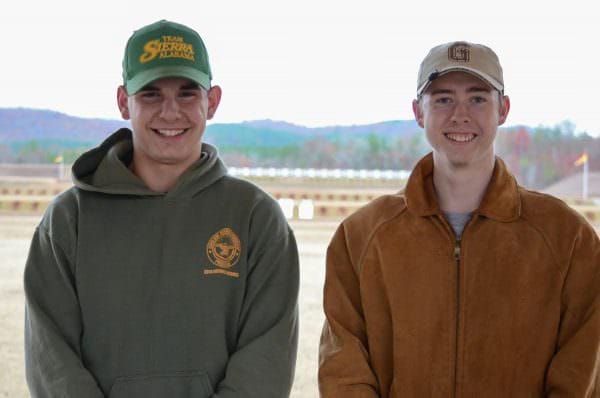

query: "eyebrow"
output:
181 82 201 90
429 86 492 96
138 84 160 92
138 82 202 92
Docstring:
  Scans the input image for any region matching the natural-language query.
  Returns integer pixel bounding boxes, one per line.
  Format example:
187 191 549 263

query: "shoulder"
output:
218 175 275 204
343 192 408 234
518 187 597 266
219 174 289 231
36 187 82 258
333 193 407 266
519 188 591 230
39 187 80 232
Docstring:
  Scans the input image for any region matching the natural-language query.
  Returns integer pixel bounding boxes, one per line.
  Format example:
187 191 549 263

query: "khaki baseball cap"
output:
416 41 504 97
122 20 212 95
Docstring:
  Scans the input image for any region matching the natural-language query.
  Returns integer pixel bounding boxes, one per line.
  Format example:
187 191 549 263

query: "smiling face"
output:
117 77 221 176
412 71 510 172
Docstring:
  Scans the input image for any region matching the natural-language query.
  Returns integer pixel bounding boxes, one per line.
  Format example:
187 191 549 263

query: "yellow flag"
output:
54 155 64 163
574 152 588 166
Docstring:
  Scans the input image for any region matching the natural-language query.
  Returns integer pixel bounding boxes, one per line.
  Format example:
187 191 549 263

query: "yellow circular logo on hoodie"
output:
207 228 241 269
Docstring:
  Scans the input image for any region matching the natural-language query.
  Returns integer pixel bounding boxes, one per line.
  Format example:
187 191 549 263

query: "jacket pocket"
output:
109 370 214 398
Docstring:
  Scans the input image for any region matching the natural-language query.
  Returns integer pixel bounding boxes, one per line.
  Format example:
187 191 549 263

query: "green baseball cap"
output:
122 20 212 94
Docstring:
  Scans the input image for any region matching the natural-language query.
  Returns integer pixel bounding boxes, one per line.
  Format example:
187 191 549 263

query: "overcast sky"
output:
2 0 598 136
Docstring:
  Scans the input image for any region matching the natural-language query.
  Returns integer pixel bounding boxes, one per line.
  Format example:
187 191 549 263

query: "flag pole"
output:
583 154 588 200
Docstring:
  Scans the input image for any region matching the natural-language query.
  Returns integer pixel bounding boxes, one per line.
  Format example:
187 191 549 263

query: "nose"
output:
450 100 471 124
159 97 181 121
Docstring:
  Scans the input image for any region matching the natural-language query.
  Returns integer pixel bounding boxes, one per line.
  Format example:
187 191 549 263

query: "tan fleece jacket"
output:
319 153 600 397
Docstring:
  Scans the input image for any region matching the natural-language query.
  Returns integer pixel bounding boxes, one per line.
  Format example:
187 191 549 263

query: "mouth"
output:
152 128 188 137
444 133 476 143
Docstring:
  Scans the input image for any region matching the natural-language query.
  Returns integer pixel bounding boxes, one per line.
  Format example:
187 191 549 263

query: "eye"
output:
178 90 200 102
434 96 453 105
471 96 487 104
138 91 161 102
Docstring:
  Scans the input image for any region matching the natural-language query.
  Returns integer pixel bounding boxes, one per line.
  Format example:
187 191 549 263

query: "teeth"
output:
446 133 475 142
156 129 185 137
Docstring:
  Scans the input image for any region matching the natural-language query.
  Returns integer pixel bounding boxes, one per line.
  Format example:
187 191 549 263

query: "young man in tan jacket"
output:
319 41 600 397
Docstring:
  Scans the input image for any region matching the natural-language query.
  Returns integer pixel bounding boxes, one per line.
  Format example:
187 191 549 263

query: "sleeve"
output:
24 225 105 398
545 223 600 397
318 224 380 397
212 197 299 398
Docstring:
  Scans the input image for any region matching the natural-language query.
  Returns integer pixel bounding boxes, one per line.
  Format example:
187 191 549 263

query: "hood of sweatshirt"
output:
72 128 227 199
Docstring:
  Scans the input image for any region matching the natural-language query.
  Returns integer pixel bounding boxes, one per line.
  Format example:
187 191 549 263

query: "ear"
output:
117 85 130 120
498 95 510 126
206 85 222 120
412 99 425 128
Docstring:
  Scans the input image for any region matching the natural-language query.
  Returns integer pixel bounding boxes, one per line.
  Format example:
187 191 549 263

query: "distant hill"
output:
0 108 421 148
1 107 598 190
0 108 127 145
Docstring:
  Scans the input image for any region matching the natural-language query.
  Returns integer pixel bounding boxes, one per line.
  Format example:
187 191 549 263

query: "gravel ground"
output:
0 215 335 398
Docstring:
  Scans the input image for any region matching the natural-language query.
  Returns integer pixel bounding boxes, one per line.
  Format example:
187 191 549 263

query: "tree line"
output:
1 121 597 189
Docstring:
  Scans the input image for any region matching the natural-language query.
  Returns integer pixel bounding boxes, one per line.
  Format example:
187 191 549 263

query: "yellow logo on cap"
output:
139 35 195 64
204 228 241 278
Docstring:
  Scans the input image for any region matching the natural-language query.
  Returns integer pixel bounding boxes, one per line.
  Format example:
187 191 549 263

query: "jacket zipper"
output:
453 237 461 398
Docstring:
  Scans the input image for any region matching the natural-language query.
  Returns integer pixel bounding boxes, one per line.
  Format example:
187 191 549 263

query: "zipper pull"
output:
454 238 461 262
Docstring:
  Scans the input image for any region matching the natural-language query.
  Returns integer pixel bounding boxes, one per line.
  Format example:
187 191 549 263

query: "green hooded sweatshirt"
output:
24 129 299 398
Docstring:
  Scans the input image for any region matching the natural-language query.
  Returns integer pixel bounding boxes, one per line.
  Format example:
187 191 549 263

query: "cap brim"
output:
417 66 503 97
125 65 211 94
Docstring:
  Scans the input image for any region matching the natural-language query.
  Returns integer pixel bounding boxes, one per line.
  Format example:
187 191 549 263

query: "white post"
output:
583 156 589 200
60 156 65 180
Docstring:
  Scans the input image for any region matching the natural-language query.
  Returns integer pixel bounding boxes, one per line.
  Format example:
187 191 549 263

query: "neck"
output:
130 156 196 193
432 156 495 213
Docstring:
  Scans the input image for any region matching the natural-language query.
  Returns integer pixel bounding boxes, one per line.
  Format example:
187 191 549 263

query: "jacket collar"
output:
405 153 521 222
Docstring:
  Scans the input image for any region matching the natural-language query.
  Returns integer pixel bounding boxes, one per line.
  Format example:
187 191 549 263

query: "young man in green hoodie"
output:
24 20 299 397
